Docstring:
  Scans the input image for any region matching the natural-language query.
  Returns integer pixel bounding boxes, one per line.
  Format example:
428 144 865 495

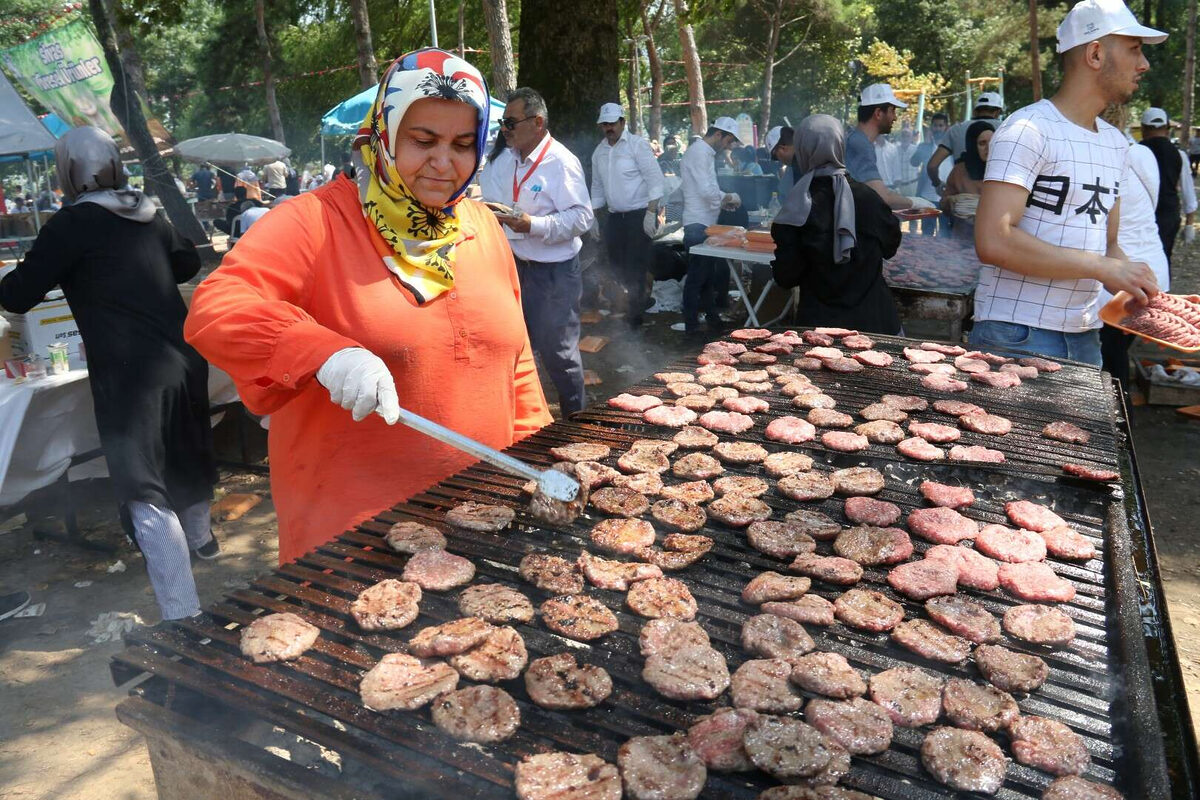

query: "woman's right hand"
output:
316 347 400 424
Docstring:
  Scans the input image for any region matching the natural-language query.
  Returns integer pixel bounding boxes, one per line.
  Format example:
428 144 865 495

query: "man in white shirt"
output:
680 116 742 335
926 93 1005 192
590 103 665 327
765 125 795 193
973 0 1165 365
261 159 288 195
481 87 594 415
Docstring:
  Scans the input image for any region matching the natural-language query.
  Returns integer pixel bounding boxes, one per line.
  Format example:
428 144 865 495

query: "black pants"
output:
1158 215 1181 265
603 208 651 322
1100 324 1133 391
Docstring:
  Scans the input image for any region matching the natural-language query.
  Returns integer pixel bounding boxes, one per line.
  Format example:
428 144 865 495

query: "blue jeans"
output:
969 320 1102 366
515 255 586 415
682 223 722 331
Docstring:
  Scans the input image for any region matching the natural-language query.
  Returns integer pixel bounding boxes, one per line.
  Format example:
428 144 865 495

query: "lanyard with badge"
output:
513 136 554 205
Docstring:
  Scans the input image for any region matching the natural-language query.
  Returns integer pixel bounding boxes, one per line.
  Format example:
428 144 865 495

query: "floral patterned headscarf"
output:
352 49 490 304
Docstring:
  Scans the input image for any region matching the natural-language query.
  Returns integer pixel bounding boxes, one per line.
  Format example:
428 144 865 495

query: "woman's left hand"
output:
499 211 532 233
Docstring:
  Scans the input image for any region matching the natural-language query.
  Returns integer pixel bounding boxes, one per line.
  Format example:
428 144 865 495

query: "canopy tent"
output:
0 70 63 231
175 132 292 167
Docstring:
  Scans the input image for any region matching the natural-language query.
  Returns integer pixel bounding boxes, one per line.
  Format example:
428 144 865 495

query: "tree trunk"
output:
87 0 210 251
759 0 783 141
641 4 664 143
1028 0 1042 102
518 0 619 160
673 0 707 135
255 0 285 144
103 0 148 101
481 0 517 97
458 0 466 57
349 0 379 89
627 35 643 134
1183 0 1197 144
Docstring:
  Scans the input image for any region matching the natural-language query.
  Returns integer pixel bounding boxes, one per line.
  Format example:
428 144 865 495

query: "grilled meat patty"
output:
941 677 1019 733
513 752 621 800
891 619 971 663
591 518 657 555
1010 715 1091 776
578 551 663 591
447 626 528 682
806 696 894 754
833 526 913 566
925 595 1001 643
687 708 759 772
239 612 320 664
743 715 836 780
748 521 818 560
626 577 698 619
642 644 730 701
457 583 534 624
408 617 495 657
869 666 945 727
789 651 866 698
1003 604 1076 646
920 726 1007 794
639 618 710 657
975 644 1050 692
402 549 476 591
444 501 515 532
731 658 807 712
384 520 447 553
520 553 584 594
540 594 620 641
742 572 812 604
842 497 901 526
430 685 520 742
359 653 458 711
741 613 816 659
618 735 707 800
524 652 613 710
351 579 422 631
762 595 836 626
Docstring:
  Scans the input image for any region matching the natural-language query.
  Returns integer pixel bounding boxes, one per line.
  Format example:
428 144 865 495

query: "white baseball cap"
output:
765 126 783 154
1056 0 1167 53
597 103 624 124
859 83 908 109
974 92 1004 110
1141 107 1169 127
711 116 741 142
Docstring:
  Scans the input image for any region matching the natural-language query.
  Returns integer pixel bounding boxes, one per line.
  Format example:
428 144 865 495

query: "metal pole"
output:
965 71 972 119
916 91 926 144
26 158 40 232
428 0 439 47
998 67 1005 113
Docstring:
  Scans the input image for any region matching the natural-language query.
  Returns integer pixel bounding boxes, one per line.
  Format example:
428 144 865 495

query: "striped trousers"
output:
128 500 213 620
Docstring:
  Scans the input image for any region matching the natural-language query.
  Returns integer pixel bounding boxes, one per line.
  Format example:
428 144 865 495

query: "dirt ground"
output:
2 233 1200 800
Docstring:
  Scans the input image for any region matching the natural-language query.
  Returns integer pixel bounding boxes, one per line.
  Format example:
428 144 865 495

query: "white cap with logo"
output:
597 103 624 124
974 92 1004 110
859 83 908 109
1141 107 1169 127
765 126 783 154
711 116 742 142
1056 0 1167 53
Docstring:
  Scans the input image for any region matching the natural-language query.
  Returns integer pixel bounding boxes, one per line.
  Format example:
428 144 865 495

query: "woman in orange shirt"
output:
185 50 552 563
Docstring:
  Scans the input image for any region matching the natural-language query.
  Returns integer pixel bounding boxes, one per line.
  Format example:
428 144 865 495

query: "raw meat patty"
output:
1003 604 1076 645
808 408 855 428
966 350 1013 365
833 526 913 566
1062 463 1119 482
660 480 716 505
360 653 458 711
688 708 759 772
643 645 730 700
976 524 1048 563
777 472 836 501
921 726 1007 794
651 498 708 532
880 395 929 412
925 594 1001 643
431 685 520 742
668 382 708 398
525 652 613 709
458 583 535 624
240 613 320 663
830 467 885 496
762 595 836 627
744 715 836 780
870 666 945 727
833 588 904 632
1042 777 1125 800
676 395 716 412
860 402 908 422
933 399 985 417
803 330 835 346
790 554 864 585
713 441 769 465
639 618 710 657
618 449 671 475
887 560 958 600
573 461 622 489
708 494 772 527
445 501 515 532
843 497 901 526
806 697 894 754
921 373 969 393
924 544 1000 591
821 431 870 452
1020 356 1063 372
908 421 961 443
790 391 837 409
1038 526 1097 560
614 471 666 495
619 735 707 800
765 416 817 444
627 577 698 619
608 393 663 412
784 508 843 540
941 678 1019 733
352 579 422 631
520 553 584 594
578 551 663 591
630 439 680 456
551 442 612 462
1000 364 1039 379
999 562 1076 602
897 436 946 461
1043 421 1091 444
824 357 864 373
714 475 770 497
919 480 975 508
732 327 773 341
408 617 495 657
948 445 1006 463
975 644 1049 692
907 507 979 544
741 613 816 659
954 356 992 374
724 396 771 414
904 347 945 363
540 594 620 641
763 450 820 474
698 410 755 434
790 651 866 698
960 413 1013 436
673 452 725 480
1006 500 1068 532
402 549 476 591
513 752 621 800
644 405 699 428
1010 716 1091 776
732 658 807 712
656 371 696 384
385 520 447 553
855 420 906 444
814 327 857 337
748 521 818 560
530 478 589 527
841 334 875 350
743 572 812 604
922 342 967 355
972 370 1022 388
854 349 894 367
591 518 656 555
910 362 957 375
805 346 843 360
891 618 971 663
591 486 651 517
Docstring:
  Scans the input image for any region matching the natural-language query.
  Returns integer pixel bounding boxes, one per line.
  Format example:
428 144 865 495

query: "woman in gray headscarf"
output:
770 114 902 334
0 126 217 621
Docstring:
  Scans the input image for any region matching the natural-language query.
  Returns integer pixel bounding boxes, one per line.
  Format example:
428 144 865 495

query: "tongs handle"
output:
392 405 545 485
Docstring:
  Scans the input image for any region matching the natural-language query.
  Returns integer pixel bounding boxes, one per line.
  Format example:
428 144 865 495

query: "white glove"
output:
587 216 602 242
907 196 937 210
1185 226 1196 244
316 347 400 424
643 208 661 238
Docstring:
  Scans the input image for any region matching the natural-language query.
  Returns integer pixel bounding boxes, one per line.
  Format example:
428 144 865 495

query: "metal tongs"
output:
392 405 581 502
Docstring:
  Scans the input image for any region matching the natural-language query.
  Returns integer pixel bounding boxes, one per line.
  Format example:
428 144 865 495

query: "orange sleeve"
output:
183 194 361 415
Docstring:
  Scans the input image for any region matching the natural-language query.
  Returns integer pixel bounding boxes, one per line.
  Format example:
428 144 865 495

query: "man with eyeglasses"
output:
590 103 665 328
480 87 594 416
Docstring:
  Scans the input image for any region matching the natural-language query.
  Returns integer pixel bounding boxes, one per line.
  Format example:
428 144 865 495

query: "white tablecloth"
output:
687 244 792 327
0 366 239 507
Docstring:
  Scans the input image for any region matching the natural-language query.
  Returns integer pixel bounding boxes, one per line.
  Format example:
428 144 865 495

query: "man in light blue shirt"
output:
846 83 935 211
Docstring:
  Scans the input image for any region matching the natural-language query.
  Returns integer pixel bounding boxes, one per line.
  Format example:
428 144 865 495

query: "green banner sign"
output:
1 19 123 140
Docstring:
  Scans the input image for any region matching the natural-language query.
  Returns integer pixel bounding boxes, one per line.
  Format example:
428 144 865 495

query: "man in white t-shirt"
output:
972 0 1165 365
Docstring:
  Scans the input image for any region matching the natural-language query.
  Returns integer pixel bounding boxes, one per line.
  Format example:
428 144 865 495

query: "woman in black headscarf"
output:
939 120 994 238
0 126 217 621
770 114 902 334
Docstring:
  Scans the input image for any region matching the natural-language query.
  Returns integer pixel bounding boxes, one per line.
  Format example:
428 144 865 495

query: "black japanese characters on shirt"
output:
1026 174 1119 223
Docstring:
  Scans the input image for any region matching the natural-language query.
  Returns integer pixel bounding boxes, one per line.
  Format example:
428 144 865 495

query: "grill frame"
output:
111 333 1198 799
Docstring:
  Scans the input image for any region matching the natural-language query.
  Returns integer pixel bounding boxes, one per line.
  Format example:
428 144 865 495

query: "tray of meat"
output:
882 236 984 294
894 208 942 220
1099 291 1200 352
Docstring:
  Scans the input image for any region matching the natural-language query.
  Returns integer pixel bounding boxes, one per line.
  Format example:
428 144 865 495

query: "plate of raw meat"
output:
1099 291 1200 352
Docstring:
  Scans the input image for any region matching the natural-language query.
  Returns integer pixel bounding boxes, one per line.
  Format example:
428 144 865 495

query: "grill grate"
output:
112 332 1174 799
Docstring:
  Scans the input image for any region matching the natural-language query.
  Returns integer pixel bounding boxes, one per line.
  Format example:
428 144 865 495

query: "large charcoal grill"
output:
111 332 1199 799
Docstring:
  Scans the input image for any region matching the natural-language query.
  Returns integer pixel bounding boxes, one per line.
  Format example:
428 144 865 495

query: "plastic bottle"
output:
766 191 781 220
